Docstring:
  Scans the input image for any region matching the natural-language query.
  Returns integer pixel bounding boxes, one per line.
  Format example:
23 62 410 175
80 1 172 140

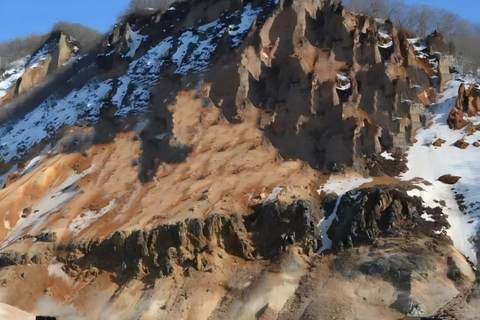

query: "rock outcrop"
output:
327 186 448 251
64 197 322 277
0 1 474 319
0 32 78 105
448 83 480 129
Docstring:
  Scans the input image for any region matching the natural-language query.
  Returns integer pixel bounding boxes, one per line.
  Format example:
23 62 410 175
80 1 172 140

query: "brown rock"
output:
447 107 468 130
438 174 461 184
432 138 446 147
454 139 469 149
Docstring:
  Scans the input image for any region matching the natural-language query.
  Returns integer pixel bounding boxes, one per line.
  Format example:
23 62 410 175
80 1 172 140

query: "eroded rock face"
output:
327 186 449 251
64 198 322 277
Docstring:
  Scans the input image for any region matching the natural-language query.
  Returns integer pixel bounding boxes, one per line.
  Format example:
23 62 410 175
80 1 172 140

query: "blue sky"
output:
0 0 131 42
0 0 478 43
403 0 479 23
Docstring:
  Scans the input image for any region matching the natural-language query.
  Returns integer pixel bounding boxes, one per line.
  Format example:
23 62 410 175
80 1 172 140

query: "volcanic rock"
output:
438 174 461 184
454 139 469 149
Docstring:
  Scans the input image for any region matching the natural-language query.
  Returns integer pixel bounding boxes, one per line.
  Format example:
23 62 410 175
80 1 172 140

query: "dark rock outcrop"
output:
327 186 448 251
35 231 57 243
65 198 322 277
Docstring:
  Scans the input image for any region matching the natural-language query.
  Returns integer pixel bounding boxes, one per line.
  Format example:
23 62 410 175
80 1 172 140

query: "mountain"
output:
0 31 80 105
0 0 479 319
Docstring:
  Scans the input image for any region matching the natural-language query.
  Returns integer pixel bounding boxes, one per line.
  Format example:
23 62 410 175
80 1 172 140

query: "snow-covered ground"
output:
402 77 480 264
0 58 27 98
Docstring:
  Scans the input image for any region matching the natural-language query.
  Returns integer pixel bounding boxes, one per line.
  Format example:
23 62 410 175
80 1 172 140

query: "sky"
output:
0 0 478 43
402 0 480 24
0 0 131 42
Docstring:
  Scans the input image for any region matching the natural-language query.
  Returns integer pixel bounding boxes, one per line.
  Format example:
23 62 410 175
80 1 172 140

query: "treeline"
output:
0 22 103 69
344 0 480 74
51 22 104 53
0 34 48 69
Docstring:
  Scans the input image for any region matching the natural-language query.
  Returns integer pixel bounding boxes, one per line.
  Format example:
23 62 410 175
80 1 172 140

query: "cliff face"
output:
0 0 475 319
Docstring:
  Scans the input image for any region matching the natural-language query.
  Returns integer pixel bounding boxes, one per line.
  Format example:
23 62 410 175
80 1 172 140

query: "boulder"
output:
432 138 446 147
0 251 23 267
438 174 461 184
473 141 480 147
454 139 469 149
35 232 57 243
448 83 480 130
447 108 468 130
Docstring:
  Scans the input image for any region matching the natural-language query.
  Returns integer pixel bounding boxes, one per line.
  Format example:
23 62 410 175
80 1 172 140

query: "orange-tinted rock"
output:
454 139 469 149
447 86 469 130
417 87 438 106
438 174 461 184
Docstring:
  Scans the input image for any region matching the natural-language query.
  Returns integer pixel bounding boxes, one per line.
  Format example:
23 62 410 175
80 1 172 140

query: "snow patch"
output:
402 77 480 264
126 29 147 58
380 151 394 161
68 199 116 236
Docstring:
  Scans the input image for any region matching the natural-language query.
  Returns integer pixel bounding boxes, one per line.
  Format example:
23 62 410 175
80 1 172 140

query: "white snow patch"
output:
0 57 27 98
380 151 394 161
228 4 262 47
126 29 147 58
23 155 46 175
48 260 73 285
263 187 284 206
402 77 480 264
68 199 116 236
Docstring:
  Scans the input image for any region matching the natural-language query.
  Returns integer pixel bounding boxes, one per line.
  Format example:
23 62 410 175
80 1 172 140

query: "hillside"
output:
0 0 479 319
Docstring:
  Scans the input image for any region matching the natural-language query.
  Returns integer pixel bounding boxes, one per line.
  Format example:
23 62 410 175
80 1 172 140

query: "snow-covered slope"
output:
403 75 480 264
0 58 27 98
0 1 274 163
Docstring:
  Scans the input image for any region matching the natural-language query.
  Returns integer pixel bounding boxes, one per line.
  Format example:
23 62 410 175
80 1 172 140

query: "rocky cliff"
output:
0 31 78 105
0 0 477 319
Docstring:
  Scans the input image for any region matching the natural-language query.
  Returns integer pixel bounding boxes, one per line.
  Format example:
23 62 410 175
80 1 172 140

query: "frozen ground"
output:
402 77 480 264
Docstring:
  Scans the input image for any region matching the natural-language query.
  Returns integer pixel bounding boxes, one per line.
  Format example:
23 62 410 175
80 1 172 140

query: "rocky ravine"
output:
0 0 477 319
